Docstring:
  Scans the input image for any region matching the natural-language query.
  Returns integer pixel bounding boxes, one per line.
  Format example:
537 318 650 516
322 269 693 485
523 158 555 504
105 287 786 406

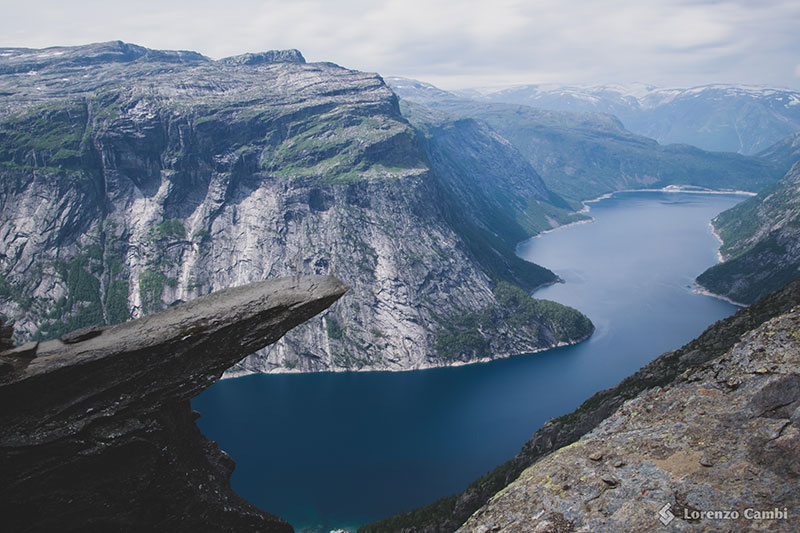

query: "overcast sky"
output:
2 0 799 90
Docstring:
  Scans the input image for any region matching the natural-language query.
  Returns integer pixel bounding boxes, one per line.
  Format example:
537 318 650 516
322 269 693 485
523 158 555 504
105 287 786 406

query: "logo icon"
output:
659 503 675 525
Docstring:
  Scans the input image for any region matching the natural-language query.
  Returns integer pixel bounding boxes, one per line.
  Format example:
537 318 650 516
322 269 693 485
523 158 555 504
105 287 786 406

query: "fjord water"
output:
193 191 745 532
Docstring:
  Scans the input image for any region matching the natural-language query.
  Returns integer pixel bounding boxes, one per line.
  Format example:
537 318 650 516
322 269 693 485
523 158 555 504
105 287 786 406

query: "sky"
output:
2 0 799 90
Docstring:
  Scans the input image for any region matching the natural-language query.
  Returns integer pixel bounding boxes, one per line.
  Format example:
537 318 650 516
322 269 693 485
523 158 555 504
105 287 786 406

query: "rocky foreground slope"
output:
0 41 592 374
461 300 799 531
0 274 346 532
362 279 800 532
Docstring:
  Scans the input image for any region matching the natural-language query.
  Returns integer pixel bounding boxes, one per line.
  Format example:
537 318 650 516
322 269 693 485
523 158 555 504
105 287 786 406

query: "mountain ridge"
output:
454 81 800 155
387 77 783 201
0 42 593 375
696 162 800 304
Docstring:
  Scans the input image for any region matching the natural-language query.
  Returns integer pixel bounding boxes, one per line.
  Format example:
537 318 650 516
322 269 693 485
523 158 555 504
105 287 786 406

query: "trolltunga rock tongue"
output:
0 274 347 532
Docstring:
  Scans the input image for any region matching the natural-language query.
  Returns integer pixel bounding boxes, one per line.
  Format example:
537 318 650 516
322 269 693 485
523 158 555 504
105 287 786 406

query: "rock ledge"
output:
0 275 347 532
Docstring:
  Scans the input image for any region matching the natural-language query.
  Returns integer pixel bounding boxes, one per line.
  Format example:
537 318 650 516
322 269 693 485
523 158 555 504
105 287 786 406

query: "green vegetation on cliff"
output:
30 235 133 340
0 103 88 170
697 162 800 304
152 219 187 241
434 282 593 361
492 282 593 341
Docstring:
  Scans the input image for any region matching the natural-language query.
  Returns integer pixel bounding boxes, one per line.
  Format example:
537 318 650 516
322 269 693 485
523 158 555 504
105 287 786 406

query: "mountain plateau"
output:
0 41 592 375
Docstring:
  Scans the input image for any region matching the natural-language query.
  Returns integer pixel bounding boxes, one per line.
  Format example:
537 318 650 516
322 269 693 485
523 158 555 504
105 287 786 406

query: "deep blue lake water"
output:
193 191 745 532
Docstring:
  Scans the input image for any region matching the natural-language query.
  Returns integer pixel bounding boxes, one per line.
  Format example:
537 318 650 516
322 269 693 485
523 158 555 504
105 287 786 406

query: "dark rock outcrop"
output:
0 318 13 351
0 274 347 532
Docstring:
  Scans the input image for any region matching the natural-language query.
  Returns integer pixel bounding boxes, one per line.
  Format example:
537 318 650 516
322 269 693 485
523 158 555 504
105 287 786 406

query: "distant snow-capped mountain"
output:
456 83 800 155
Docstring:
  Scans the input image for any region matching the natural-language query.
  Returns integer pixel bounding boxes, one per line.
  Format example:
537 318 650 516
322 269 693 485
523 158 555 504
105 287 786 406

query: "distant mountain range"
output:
454 82 800 155
387 77 784 201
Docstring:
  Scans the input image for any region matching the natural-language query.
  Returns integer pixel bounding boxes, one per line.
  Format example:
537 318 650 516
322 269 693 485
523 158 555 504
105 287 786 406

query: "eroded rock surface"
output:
459 305 799 532
0 274 347 532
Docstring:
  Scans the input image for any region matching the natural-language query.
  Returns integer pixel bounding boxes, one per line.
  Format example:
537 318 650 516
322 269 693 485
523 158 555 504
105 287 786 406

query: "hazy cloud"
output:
1 0 798 90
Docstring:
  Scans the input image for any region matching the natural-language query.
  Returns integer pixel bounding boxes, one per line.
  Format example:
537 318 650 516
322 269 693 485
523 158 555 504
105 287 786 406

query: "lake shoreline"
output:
197 190 746 531
708 220 726 262
532 185 752 309
691 283 747 307
691 212 750 308
225 187 750 380
222 330 594 379
518 185 751 252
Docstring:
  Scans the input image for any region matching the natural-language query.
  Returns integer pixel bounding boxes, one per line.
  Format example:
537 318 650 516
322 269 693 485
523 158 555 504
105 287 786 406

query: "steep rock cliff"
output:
400 101 588 246
697 162 800 304
0 42 592 374
0 274 347 532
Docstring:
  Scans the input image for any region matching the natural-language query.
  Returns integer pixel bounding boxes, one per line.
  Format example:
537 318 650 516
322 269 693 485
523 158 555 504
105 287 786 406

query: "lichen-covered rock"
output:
0 274 346 532
459 305 800 532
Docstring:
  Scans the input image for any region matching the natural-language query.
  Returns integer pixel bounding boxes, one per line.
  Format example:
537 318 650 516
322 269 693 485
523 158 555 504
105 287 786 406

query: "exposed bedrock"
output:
0 274 347 532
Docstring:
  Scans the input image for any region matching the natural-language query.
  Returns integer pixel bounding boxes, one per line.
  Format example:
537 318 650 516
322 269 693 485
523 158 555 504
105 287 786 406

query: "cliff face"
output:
400 101 587 245
697 162 800 304
0 42 592 375
0 275 347 532
361 278 800 533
